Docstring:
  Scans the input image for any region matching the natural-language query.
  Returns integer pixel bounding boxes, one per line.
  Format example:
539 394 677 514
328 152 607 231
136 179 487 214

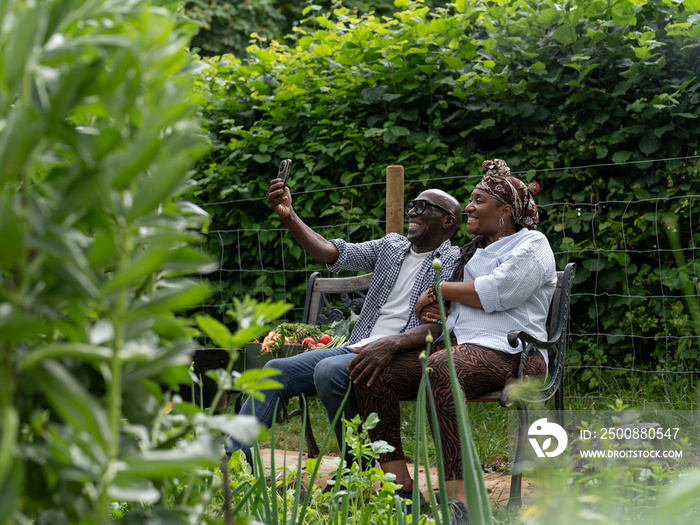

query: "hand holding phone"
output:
278 159 292 189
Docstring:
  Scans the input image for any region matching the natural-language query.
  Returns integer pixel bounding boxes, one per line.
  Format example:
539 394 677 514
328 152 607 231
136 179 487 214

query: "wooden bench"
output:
191 262 576 508
295 262 576 508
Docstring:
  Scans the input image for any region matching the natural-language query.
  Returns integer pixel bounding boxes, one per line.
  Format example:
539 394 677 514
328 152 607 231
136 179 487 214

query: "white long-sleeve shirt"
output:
444 228 557 365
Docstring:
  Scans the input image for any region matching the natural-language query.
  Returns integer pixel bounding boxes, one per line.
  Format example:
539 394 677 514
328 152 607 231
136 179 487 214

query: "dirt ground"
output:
258 449 538 508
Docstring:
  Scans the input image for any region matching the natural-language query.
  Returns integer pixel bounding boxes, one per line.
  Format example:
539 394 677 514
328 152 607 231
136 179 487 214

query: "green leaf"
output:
1 6 43 90
234 368 282 399
684 0 700 11
125 281 210 320
639 134 661 155
19 343 113 371
384 126 410 144
0 104 45 181
109 121 169 189
253 153 272 163
195 413 261 446
123 339 193 385
612 151 633 163
0 195 23 269
105 248 169 291
633 187 651 199
633 46 651 60
539 8 562 27
553 25 575 45
126 137 204 221
312 43 333 57
121 435 219 478
442 56 463 70
34 361 112 451
361 86 388 103
0 456 22 520
173 401 206 416
108 479 160 503
595 145 608 158
0 303 45 342
656 469 700 520
195 315 236 349
0 408 18 484
612 13 637 26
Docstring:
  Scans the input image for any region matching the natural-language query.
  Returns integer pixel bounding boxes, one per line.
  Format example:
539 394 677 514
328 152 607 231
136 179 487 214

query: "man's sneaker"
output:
394 487 427 513
425 499 469 525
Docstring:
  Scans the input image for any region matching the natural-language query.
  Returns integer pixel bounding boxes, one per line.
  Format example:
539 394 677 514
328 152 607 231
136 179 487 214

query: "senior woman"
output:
351 159 556 523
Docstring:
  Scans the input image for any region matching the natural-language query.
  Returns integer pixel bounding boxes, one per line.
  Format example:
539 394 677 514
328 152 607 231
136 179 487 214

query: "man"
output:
229 175 462 478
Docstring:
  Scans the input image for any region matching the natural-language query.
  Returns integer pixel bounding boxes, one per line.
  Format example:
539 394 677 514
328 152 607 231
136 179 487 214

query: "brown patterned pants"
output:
354 339 546 480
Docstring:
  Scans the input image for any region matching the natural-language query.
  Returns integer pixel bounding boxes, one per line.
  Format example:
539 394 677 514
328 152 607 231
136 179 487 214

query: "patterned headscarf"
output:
475 159 540 230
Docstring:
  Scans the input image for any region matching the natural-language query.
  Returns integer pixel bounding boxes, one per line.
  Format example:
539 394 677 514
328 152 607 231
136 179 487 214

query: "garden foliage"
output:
183 0 289 57
192 0 700 391
0 0 287 522
181 0 444 57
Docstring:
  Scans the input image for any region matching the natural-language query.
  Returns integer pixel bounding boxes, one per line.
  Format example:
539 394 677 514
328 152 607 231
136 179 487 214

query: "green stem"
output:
434 265 493 524
0 344 18 484
100 229 131 515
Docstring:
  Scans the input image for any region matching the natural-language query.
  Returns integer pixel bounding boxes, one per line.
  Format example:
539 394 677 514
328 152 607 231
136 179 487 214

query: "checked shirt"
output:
328 233 460 346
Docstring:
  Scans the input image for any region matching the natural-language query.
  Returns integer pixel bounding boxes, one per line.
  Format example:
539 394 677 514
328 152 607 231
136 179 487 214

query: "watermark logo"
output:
528 418 568 458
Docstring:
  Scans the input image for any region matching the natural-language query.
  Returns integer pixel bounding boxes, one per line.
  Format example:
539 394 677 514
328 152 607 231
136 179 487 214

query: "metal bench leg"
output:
508 404 529 510
301 394 320 459
555 381 564 428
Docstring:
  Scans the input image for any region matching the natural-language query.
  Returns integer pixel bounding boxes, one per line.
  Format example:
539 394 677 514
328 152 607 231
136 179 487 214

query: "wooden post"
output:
386 165 404 235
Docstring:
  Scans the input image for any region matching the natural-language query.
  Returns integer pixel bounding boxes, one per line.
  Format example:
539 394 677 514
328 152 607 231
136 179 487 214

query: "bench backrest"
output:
538 261 576 399
302 271 374 326
300 263 576 391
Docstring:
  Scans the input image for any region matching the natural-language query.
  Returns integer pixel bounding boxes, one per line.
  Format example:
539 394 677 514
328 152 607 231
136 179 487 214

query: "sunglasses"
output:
405 199 452 216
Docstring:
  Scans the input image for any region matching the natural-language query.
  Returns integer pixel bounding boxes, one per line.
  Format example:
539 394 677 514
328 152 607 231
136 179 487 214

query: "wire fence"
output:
198 156 700 408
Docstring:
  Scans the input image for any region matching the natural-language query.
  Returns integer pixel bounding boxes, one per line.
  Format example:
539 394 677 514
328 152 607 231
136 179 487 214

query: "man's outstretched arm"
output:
266 178 339 264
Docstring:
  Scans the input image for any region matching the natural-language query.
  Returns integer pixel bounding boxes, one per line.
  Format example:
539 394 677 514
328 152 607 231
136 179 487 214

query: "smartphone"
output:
278 159 292 189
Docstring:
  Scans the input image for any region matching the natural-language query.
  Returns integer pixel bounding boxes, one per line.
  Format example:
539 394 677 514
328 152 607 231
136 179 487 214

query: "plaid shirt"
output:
328 233 460 345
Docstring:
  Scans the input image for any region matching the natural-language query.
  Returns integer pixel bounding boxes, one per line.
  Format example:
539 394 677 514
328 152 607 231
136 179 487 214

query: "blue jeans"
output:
228 346 356 461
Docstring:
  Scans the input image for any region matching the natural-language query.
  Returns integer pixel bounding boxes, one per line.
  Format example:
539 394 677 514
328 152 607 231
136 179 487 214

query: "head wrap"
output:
475 159 540 230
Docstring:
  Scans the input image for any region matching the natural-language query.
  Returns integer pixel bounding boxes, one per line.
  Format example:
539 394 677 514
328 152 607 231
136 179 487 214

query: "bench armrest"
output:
500 330 563 408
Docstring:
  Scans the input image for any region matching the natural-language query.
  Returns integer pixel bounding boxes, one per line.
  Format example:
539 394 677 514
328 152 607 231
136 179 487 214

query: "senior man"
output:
229 174 462 485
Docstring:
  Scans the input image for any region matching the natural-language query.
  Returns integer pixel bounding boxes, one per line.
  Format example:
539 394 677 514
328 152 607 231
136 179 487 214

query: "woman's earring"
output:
499 217 505 227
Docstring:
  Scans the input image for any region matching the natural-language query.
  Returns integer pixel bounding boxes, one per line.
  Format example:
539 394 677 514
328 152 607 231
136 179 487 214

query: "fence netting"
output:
197 157 700 408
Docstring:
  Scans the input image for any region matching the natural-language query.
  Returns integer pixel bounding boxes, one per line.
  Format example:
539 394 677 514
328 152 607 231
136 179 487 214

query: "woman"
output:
353 159 556 523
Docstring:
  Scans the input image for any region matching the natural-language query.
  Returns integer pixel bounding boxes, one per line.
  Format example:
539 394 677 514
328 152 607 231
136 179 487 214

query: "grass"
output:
250 387 700 474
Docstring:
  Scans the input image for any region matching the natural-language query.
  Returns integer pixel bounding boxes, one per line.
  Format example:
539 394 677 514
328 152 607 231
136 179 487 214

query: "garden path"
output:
258 449 538 508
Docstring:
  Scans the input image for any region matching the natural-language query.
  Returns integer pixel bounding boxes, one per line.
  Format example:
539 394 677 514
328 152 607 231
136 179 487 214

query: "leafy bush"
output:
0 0 288 522
181 0 446 57
191 0 700 389
183 0 288 57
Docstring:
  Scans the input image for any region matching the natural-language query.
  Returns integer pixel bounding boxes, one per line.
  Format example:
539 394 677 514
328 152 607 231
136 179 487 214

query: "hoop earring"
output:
499 217 505 227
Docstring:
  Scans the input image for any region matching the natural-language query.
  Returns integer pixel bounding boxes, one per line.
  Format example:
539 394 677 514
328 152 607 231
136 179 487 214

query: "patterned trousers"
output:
354 338 546 480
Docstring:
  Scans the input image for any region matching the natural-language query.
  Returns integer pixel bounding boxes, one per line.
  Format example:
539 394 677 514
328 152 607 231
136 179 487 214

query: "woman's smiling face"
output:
464 188 512 244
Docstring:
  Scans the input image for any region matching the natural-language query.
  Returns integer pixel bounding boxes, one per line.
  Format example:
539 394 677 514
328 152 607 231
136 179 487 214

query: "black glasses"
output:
405 199 452 216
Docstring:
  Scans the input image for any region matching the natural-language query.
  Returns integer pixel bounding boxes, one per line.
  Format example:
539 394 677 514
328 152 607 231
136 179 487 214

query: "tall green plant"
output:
0 0 289 522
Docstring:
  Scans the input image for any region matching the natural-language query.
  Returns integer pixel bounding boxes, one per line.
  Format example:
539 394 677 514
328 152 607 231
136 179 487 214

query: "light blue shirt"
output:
444 228 556 366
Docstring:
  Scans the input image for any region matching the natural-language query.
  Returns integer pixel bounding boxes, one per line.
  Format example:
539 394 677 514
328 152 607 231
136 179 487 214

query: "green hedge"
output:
182 0 446 57
191 0 700 389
